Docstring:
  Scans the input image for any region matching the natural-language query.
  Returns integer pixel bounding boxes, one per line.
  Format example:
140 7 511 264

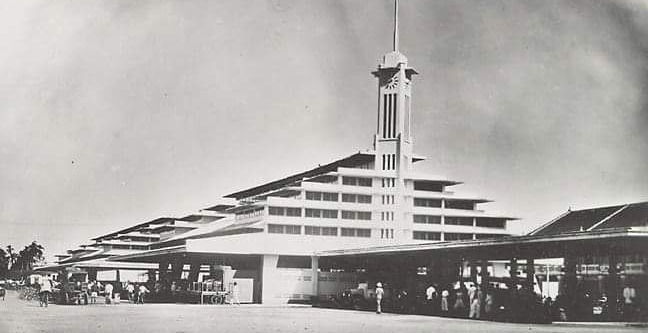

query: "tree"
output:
0 247 8 278
6 245 17 271
14 242 44 272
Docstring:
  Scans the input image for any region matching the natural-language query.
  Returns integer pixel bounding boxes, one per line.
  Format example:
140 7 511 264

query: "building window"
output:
305 208 338 219
444 216 474 226
305 226 321 235
268 224 284 234
341 211 372 220
341 228 371 238
306 191 338 202
413 231 441 241
342 193 371 204
413 198 442 208
322 227 338 236
445 200 476 210
269 207 284 216
269 207 301 217
444 232 473 241
413 215 441 224
381 228 394 239
475 233 507 239
382 178 396 188
285 225 301 234
413 182 444 192
476 218 506 229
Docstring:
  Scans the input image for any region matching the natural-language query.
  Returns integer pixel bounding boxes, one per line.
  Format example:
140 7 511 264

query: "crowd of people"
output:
86 280 150 305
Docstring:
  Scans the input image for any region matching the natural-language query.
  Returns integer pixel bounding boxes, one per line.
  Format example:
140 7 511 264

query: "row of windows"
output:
382 154 396 170
235 208 264 220
381 211 394 221
413 215 506 228
305 191 338 202
305 208 338 219
444 216 474 226
382 195 395 205
413 198 442 208
341 210 372 220
382 178 396 188
342 176 372 187
413 232 508 241
304 226 338 236
382 93 398 139
269 207 302 217
268 224 302 234
268 224 371 238
413 215 442 224
381 228 394 239
341 228 371 238
342 193 372 204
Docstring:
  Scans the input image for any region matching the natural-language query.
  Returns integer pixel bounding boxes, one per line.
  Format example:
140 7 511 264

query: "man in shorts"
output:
39 275 53 307
375 282 385 314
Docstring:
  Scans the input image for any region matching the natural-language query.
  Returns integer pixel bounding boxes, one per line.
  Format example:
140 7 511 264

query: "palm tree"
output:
6 245 18 271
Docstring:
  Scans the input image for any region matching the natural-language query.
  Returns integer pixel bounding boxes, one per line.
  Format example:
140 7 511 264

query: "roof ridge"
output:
527 210 571 236
586 204 631 231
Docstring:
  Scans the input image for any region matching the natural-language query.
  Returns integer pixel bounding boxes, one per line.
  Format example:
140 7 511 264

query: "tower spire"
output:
393 0 399 52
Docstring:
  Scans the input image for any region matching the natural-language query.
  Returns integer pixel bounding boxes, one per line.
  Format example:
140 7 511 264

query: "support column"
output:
115 269 121 283
480 260 489 287
188 263 201 283
562 255 577 320
311 256 319 304
526 258 535 291
261 255 282 305
87 269 97 282
469 260 478 284
606 252 619 321
171 261 184 281
159 260 170 282
509 258 518 289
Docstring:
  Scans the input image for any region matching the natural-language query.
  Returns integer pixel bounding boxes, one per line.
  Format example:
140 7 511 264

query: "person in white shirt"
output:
375 282 385 314
38 276 52 307
104 283 114 304
126 282 135 303
137 285 149 304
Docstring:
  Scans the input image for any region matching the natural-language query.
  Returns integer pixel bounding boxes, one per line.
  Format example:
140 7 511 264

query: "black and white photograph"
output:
1 0 647 332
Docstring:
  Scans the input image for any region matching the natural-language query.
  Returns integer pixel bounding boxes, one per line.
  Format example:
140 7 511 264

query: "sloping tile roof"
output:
595 202 648 229
531 204 625 236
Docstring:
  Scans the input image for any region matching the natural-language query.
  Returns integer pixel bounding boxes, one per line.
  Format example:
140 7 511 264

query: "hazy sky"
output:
1 0 647 260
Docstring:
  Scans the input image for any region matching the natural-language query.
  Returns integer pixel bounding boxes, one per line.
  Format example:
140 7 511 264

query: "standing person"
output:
126 282 135 303
469 285 482 319
454 285 466 317
137 284 149 304
426 283 437 313
375 282 385 314
230 282 240 305
90 281 98 304
441 288 450 315
38 275 53 307
104 282 114 305
484 290 495 320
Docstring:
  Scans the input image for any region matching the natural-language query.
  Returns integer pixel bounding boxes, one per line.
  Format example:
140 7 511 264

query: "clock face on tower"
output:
385 75 399 90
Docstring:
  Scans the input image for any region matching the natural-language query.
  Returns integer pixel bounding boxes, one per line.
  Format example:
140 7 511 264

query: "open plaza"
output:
0 290 644 333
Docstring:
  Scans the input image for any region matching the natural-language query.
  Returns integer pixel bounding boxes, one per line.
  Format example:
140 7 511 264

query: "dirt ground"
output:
0 290 641 333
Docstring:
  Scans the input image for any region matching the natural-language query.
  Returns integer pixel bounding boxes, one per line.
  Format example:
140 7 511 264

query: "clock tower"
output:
373 0 418 175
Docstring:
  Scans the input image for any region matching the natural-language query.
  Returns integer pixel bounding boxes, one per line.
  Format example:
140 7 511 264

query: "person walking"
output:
38 275 53 307
375 282 385 314
126 282 135 303
89 281 98 304
453 285 466 317
137 284 149 304
469 285 482 319
441 288 450 315
104 283 114 305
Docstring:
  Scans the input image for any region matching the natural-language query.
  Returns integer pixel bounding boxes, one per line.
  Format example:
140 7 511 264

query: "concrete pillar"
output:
526 259 535 291
311 256 319 304
188 263 201 283
606 253 619 321
87 269 97 281
147 269 157 283
261 255 282 305
115 269 121 283
509 258 518 289
171 261 184 281
480 261 489 287
469 260 478 284
159 260 170 282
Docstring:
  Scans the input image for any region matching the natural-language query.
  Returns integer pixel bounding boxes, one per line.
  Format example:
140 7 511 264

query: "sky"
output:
1 0 647 261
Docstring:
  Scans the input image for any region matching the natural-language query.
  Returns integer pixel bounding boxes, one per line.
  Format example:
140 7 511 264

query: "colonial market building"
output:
40 1 647 321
